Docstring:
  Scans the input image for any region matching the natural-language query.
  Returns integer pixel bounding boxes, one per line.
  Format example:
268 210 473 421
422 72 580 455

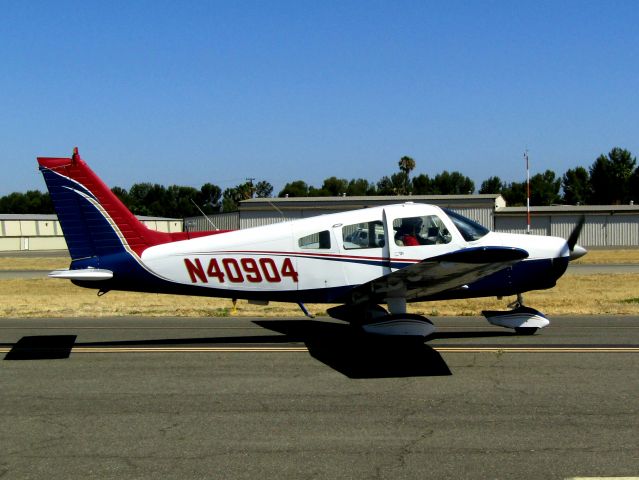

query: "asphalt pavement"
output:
1 315 638 479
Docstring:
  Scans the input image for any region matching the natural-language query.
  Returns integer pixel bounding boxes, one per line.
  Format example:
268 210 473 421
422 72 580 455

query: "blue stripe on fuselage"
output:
425 257 570 301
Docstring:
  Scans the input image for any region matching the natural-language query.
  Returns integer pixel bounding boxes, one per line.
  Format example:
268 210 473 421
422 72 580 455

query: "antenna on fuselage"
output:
267 200 285 221
190 199 219 230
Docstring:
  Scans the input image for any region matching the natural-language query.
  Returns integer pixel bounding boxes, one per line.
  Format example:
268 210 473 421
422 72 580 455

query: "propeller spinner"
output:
567 216 587 260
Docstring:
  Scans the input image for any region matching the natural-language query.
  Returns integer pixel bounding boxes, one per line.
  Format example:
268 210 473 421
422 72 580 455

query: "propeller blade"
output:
566 216 587 260
567 215 585 252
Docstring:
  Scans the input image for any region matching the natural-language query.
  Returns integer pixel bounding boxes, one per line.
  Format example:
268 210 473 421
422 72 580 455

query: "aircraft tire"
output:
514 327 538 335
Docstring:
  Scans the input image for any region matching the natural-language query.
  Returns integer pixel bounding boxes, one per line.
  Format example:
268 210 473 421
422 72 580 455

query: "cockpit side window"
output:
393 215 452 246
443 208 489 241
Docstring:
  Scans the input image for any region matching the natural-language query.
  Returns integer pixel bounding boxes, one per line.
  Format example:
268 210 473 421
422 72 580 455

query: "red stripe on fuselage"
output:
186 250 423 264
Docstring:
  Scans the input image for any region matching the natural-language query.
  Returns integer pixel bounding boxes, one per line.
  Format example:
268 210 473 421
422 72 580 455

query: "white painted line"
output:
565 477 639 480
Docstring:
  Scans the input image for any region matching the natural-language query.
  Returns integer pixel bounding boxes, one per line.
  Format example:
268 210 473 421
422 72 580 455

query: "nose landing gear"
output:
482 293 550 335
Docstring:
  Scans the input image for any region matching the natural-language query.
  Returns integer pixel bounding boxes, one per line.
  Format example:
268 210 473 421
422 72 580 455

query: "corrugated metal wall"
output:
184 212 240 231
494 213 639 248
0 216 184 252
450 207 494 230
190 207 639 248
494 216 550 236
232 206 494 230
239 208 346 229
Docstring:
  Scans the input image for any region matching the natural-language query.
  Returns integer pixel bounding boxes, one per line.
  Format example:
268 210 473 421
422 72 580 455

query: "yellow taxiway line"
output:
1 346 639 354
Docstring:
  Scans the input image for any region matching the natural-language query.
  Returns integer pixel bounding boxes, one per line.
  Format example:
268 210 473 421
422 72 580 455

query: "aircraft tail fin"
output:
37 148 221 264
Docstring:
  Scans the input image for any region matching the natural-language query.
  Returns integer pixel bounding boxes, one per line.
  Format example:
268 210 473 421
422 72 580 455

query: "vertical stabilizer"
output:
38 148 218 264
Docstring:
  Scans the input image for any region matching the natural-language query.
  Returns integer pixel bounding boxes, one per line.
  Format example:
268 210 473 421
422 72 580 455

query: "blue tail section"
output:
39 166 127 262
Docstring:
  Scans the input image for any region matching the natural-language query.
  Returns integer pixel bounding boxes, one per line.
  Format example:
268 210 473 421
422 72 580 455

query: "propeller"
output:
567 215 587 261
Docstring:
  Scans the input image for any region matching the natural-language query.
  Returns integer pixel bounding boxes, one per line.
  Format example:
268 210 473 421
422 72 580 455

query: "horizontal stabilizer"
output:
48 269 114 281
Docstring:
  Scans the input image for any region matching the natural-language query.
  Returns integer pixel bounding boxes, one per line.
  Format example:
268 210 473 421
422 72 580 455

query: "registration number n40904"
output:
184 257 298 284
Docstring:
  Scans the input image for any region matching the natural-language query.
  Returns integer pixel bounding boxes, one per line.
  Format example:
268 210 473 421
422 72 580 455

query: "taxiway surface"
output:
1 315 638 479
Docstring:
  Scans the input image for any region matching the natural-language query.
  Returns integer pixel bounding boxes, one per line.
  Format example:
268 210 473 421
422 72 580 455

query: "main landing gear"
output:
482 293 550 335
327 298 435 337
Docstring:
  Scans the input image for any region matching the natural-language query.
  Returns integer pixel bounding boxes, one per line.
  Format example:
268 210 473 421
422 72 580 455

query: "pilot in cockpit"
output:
395 217 422 246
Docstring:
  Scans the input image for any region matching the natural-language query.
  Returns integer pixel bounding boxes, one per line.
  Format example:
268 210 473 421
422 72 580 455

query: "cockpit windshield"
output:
443 208 489 242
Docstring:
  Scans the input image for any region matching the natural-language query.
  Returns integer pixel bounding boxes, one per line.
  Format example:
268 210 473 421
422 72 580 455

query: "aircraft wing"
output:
343 246 528 305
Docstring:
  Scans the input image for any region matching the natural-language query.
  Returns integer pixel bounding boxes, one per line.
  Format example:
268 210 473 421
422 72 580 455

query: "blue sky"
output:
1 1 638 196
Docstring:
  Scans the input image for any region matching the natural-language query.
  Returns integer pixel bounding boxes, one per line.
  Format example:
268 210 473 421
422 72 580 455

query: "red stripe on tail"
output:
37 148 229 257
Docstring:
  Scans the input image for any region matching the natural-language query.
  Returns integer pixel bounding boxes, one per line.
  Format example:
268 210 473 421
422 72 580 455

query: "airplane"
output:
37 148 587 337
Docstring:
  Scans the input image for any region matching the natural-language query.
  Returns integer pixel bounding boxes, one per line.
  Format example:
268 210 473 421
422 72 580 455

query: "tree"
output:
398 156 416 195
501 181 527 206
222 182 254 212
589 155 613 204
562 167 590 205
411 174 434 195
346 178 375 196
479 176 504 194
0 190 53 214
127 183 167 216
165 185 201 217
198 183 223 213
318 177 349 196
278 180 309 197
255 181 273 198
431 171 475 195
529 170 561 205
376 176 394 195
376 173 408 195
590 147 636 204
630 168 639 204
111 186 130 207
502 170 561 206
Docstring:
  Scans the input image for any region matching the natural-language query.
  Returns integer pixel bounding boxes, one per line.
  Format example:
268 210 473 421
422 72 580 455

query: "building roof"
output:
496 204 639 215
241 194 505 211
0 214 58 221
0 214 181 221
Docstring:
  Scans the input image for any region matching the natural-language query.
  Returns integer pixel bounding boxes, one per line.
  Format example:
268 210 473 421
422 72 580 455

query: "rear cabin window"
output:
342 221 385 250
298 230 331 249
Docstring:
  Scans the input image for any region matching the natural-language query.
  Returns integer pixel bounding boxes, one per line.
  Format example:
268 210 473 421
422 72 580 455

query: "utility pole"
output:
525 150 531 234
245 177 256 198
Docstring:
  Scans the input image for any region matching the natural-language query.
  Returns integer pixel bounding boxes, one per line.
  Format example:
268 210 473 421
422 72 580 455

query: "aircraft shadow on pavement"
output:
255 320 452 379
426 331 516 340
3 320 511 378
4 335 77 360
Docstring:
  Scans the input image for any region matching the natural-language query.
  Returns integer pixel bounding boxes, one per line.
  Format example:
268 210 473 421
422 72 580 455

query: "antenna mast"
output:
190 199 218 230
525 150 531 234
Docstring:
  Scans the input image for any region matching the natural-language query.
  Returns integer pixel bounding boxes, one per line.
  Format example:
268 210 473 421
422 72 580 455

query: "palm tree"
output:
398 156 416 195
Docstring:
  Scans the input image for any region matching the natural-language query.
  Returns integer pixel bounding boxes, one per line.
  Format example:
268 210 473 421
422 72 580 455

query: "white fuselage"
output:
140 203 569 298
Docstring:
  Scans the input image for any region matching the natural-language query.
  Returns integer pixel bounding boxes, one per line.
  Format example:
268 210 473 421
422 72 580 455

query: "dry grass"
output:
2 273 638 318
1 249 638 317
0 256 71 271
571 249 639 264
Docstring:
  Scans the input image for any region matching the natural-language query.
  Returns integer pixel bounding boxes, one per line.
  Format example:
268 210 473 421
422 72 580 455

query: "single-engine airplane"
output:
38 148 587 337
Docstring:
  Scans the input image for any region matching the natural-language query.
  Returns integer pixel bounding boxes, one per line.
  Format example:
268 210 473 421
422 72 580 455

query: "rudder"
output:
38 148 174 262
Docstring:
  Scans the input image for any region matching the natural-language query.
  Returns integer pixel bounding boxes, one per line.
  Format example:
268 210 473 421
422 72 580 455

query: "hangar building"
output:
188 195 638 248
0 214 183 252
3 196 638 252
